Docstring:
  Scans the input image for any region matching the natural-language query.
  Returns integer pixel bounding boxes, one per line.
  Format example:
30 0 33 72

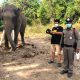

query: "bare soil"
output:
0 37 80 80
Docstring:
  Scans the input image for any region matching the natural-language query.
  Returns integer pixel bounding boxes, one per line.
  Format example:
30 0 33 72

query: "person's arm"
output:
50 31 63 35
51 26 63 35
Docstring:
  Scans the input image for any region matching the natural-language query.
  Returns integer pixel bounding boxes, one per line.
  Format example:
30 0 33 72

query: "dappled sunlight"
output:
4 63 40 72
3 61 19 66
16 71 32 79
3 61 53 79
16 68 52 79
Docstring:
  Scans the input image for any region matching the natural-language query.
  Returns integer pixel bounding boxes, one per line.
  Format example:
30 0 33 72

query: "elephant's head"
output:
2 4 20 29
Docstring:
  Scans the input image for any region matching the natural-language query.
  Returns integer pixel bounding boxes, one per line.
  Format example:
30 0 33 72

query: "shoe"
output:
60 70 68 74
67 73 73 78
48 60 54 64
57 63 62 67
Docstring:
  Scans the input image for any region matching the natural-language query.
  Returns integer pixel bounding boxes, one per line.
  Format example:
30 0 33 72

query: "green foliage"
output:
1 0 80 25
0 20 3 31
37 1 50 25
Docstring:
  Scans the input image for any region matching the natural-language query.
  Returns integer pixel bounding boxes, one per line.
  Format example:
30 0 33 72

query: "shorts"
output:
51 44 62 56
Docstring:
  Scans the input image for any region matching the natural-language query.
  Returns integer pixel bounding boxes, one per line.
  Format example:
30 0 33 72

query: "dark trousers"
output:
63 47 74 73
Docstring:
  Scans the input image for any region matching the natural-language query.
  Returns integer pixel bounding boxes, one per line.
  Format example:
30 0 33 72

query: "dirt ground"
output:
0 36 80 80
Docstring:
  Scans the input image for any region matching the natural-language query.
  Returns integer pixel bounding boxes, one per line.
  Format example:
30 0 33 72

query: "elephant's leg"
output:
5 29 16 51
20 31 25 46
14 28 19 46
14 15 22 47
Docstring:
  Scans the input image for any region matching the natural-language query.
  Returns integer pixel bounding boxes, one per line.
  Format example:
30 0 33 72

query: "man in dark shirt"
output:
48 19 63 67
51 25 63 44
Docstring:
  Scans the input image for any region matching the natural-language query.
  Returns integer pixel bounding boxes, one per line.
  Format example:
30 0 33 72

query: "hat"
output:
66 18 72 23
54 19 60 23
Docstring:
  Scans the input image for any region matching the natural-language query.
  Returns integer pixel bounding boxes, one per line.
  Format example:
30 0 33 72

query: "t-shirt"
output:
51 26 63 44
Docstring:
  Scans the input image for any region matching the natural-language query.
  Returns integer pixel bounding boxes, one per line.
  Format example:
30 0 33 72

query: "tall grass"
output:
25 23 53 38
25 23 80 38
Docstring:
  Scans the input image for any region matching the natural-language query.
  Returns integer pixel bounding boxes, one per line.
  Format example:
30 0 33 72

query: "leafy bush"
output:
0 20 3 31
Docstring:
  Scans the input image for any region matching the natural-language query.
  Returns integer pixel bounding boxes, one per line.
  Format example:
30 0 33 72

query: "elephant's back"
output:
2 4 17 12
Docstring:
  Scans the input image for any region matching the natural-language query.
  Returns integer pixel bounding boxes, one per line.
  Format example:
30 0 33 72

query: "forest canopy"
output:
1 0 80 25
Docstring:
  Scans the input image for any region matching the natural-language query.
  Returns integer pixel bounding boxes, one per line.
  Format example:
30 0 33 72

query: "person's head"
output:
54 19 60 27
66 18 72 29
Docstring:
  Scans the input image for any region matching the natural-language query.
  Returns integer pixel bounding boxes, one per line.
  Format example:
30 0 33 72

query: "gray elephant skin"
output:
0 4 27 51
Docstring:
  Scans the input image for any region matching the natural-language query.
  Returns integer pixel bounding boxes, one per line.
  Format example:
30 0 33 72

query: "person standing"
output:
60 18 80 78
46 19 63 67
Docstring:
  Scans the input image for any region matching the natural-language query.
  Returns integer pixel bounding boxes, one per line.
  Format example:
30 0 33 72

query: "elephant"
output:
0 4 27 51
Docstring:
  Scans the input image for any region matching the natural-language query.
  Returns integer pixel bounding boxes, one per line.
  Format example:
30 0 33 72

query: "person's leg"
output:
48 44 55 63
67 48 74 77
55 44 62 67
60 47 68 74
